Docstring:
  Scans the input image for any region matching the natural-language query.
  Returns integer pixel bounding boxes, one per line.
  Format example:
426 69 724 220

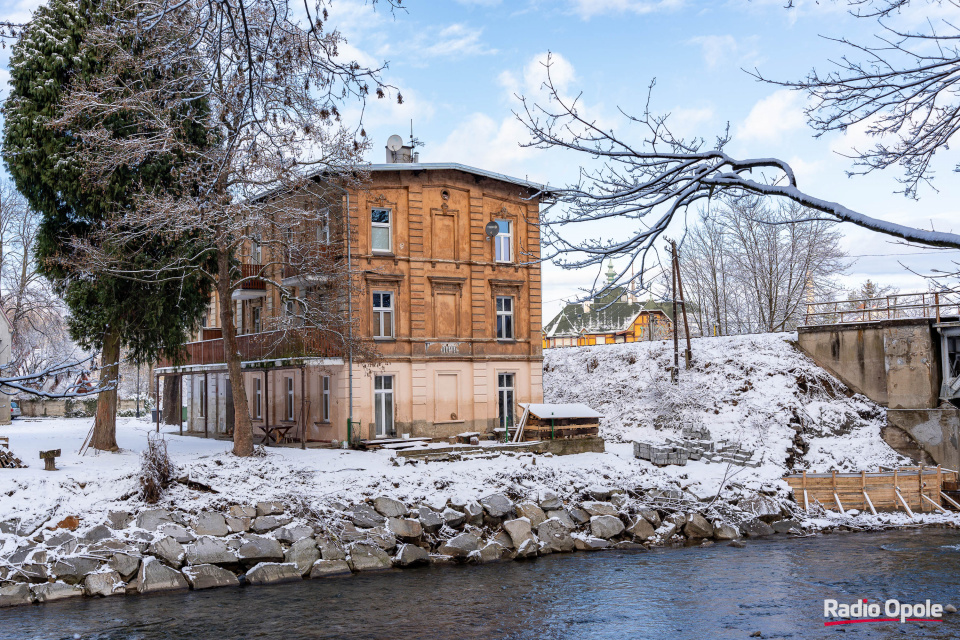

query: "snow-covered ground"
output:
0 332 947 551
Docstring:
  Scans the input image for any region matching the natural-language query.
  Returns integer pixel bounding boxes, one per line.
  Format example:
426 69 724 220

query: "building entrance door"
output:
498 373 515 435
374 375 394 438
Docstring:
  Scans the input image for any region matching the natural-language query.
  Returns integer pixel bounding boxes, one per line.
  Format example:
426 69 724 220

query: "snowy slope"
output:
543 332 909 477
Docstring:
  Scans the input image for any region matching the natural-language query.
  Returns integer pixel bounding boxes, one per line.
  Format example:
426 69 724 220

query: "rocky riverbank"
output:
3 485 957 609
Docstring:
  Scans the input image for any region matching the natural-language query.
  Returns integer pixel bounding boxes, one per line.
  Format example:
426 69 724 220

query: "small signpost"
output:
40 449 61 471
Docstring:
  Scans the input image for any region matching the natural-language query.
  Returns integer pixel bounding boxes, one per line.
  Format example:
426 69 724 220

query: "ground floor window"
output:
322 376 330 422
253 377 262 420
498 372 515 434
198 378 207 418
374 375 394 438
285 376 295 421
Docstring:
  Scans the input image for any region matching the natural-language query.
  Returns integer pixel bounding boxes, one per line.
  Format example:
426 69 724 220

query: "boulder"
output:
181 564 239 590
46 532 78 555
52 556 102 585
81 524 114 544
626 516 656 541
386 517 423 541
31 582 82 603
393 544 429 567
614 541 647 550
683 513 714 539
107 511 133 529
317 538 346 561
255 501 285 517
655 522 678 540
539 490 563 510
108 553 141 580
185 537 237 566
309 559 352 578
148 536 186 568
373 497 407 518
587 485 618 501
237 534 284 566
339 523 367 543
21 563 50 583
502 518 534 549
610 494 628 509
738 495 783 523
417 506 444 534
469 542 506 565
229 505 257 518
137 557 189 593
493 531 513 548
713 522 740 540
194 513 229 537
664 513 686 529
348 504 386 529
442 507 466 528
515 503 547 529
84 570 124 597
275 525 314 543
135 508 173 531
225 516 251 533
367 528 398 552
480 493 514 518
245 562 302 585
251 515 288 534
437 532 481 558
772 519 803 534
537 518 575 553
639 508 662 528
284 538 320 575
568 507 591 525
463 501 484 524
346 543 392 571
582 501 619 517
545 510 576 529
516 538 538 558
590 515 625 539
448 495 468 511
575 536 611 551
158 523 196 544
741 519 775 538
0 583 32 607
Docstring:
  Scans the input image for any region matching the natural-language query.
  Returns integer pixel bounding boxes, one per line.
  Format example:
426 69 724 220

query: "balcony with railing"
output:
233 264 268 300
157 328 343 368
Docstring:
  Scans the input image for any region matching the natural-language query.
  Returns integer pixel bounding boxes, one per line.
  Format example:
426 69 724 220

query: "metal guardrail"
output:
803 290 960 326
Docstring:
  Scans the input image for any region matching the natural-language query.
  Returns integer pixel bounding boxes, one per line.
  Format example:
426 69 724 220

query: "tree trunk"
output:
91 325 121 451
217 248 254 457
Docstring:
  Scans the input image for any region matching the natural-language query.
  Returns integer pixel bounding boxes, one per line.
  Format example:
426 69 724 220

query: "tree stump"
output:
40 449 60 471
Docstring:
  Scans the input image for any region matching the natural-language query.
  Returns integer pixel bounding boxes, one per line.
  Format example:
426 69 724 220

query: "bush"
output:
139 433 178 503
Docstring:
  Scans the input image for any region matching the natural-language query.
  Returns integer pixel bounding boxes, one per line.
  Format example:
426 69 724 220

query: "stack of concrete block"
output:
634 435 759 468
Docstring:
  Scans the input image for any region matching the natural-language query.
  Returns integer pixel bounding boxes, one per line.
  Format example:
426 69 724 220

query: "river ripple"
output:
4 528 960 640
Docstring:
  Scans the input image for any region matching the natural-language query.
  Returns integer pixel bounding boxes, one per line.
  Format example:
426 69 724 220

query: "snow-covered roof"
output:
365 163 555 195
519 403 603 419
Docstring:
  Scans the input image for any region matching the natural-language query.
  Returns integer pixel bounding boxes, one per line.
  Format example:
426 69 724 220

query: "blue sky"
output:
3 0 960 320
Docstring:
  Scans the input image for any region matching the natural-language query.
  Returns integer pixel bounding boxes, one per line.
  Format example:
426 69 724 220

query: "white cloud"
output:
686 34 759 69
667 106 714 137
735 90 806 143
430 113 544 179
418 24 498 58
569 0 685 19
499 51 577 98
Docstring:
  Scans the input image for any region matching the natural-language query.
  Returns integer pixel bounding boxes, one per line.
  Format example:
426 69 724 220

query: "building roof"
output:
364 163 555 196
543 291 676 338
519 403 603 419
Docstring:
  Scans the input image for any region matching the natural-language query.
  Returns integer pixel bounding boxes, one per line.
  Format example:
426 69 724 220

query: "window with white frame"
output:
251 235 261 263
322 376 330 422
317 208 330 244
374 375 394 437
372 291 394 339
496 296 514 340
252 306 261 333
494 220 512 262
371 208 392 253
253 377 262 420
285 376 295 421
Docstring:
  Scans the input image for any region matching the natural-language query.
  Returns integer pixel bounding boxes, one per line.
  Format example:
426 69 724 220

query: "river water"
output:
4 528 960 640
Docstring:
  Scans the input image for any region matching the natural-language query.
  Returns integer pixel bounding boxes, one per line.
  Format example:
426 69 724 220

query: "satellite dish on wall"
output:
386 135 404 151
484 221 500 238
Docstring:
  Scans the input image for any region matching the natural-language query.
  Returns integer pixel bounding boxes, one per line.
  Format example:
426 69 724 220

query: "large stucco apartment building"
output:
155 147 548 443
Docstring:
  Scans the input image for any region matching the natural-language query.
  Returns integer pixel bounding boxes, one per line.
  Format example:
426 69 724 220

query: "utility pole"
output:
672 241 693 368
670 242 679 384
135 361 141 418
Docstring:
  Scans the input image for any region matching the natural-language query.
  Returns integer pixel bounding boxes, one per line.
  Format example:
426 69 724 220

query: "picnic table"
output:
261 424 297 445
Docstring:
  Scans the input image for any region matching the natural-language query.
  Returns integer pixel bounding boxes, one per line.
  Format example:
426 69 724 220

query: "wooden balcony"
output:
234 264 268 300
157 328 342 368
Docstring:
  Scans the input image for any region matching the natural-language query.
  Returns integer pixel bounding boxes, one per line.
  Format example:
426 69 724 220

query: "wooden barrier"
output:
784 466 959 515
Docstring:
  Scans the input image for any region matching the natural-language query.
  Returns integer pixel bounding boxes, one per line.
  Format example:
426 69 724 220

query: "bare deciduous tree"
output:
54 0 390 456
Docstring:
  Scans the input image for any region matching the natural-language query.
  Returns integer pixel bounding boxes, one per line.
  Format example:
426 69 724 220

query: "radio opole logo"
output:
824 598 944 626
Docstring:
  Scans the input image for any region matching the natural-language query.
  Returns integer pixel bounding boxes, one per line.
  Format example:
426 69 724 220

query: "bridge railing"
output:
803 290 960 326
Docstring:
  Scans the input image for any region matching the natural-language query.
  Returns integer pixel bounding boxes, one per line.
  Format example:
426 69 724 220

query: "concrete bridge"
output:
798 313 960 469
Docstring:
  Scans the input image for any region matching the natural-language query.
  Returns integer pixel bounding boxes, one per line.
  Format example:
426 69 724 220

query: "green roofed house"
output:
542 262 678 349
